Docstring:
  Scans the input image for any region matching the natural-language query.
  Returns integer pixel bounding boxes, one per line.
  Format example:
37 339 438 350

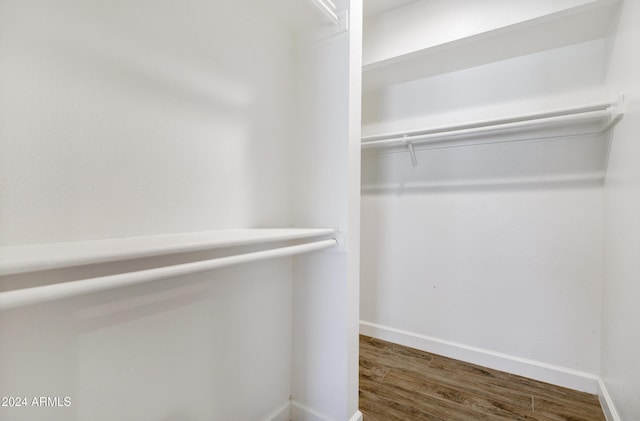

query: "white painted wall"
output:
361 13 609 390
363 39 610 136
0 259 294 421
602 0 640 418
361 139 605 379
292 1 362 419
0 0 294 246
0 1 296 419
363 0 595 66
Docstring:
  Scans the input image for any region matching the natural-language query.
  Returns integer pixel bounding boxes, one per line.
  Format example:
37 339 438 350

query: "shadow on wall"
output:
361 133 608 194
0 0 298 244
361 39 609 127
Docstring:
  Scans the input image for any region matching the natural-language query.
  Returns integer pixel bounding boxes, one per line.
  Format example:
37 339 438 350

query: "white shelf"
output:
362 0 620 91
0 228 337 276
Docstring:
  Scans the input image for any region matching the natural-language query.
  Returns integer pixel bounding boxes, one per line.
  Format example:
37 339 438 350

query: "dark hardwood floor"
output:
359 335 606 421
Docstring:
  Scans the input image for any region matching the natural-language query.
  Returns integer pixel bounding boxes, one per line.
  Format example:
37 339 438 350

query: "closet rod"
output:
306 0 339 24
361 102 619 149
0 238 337 311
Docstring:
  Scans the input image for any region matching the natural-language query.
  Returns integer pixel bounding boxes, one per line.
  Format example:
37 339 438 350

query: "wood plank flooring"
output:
359 335 606 421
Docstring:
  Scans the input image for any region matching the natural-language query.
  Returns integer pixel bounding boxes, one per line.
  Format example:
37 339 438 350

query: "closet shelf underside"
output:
0 228 337 276
362 0 620 91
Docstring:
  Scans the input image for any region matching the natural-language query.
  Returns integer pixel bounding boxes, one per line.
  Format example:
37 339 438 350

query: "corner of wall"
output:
598 378 622 421
264 401 292 421
361 321 601 394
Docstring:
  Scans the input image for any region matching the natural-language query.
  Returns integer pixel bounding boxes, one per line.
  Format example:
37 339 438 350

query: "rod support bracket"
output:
603 94 625 133
403 136 418 166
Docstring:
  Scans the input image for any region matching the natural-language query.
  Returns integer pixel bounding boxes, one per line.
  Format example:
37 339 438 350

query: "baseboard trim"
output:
291 401 334 421
289 401 362 421
349 410 363 421
360 321 599 394
598 378 621 421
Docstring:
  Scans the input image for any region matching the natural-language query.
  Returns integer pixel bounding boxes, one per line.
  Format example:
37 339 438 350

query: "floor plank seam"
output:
359 335 606 421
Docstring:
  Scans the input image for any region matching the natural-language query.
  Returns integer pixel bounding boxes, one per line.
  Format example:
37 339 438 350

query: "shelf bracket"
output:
403 136 418 167
603 94 625 172
602 95 625 133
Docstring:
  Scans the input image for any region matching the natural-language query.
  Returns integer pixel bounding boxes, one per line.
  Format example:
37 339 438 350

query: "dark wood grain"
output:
359 335 605 421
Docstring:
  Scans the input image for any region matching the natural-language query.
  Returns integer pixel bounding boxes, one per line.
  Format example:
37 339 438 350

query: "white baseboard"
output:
289 401 362 421
598 379 622 421
349 410 363 421
291 401 332 421
360 321 600 394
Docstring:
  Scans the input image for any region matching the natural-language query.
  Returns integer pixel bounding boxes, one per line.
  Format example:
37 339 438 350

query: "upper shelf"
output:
362 0 621 91
0 228 337 276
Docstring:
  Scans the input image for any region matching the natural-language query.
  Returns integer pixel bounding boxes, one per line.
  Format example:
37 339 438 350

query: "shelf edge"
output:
0 228 337 276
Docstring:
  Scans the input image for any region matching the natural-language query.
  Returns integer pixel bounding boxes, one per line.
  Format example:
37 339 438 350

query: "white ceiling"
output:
364 0 419 17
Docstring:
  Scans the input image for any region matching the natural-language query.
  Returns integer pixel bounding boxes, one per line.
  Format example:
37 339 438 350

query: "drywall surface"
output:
361 141 604 376
0 1 298 419
602 0 640 418
0 259 293 421
362 39 610 136
0 0 294 246
292 1 362 418
363 0 595 65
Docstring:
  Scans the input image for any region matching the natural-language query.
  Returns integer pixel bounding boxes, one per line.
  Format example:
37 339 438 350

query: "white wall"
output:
1 0 362 419
602 0 640 418
363 39 610 136
361 140 605 383
0 0 294 246
361 20 609 389
292 1 362 419
0 1 301 420
0 259 294 421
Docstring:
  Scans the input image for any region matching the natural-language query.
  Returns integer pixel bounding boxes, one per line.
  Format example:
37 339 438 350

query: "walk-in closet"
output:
2 0 640 420
359 1 638 420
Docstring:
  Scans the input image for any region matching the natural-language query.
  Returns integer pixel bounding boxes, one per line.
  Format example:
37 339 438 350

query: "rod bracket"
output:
403 136 418 166
602 94 625 133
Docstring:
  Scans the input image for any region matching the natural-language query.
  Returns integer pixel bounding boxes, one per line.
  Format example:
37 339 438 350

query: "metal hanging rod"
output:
361 100 625 166
0 228 337 277
362 109 610 148
362 102 621 145
0 238 337 311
